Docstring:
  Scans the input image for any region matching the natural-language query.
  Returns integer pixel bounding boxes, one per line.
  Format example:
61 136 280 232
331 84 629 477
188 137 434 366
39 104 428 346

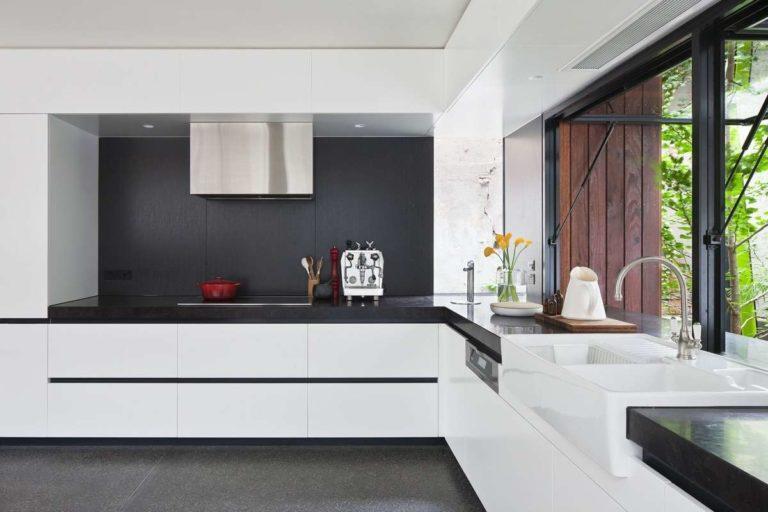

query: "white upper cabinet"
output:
0 115 48 318
0 50 180 113
310 50 444 113
0 49 445 114
179 50 311 113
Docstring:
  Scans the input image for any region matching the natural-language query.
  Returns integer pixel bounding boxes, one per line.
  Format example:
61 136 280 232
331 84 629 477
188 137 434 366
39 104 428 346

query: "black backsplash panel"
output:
99 138 206 296
99 137 433 296
314 138 434 296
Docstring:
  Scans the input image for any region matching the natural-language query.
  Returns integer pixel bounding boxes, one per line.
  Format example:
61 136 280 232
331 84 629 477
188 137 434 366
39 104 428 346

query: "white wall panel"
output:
48 116 98 305
0 115 48 317
504 117 543 303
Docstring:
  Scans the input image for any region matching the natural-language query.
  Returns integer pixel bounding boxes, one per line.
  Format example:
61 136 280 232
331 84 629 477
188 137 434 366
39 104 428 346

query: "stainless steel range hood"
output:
190 122 313 198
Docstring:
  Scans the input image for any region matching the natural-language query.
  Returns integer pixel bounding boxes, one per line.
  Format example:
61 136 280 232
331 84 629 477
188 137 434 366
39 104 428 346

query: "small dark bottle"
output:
554 290 565 315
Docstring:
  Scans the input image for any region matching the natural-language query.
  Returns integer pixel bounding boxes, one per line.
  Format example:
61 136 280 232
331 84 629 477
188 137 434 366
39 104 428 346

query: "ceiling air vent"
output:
571 0 702 70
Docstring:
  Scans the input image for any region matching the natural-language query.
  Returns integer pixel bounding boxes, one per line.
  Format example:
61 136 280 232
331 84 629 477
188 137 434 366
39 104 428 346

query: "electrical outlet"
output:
104 269 132 281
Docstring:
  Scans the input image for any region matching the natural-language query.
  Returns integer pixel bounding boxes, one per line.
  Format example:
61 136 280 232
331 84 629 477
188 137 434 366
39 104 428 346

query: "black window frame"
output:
543 0 768 354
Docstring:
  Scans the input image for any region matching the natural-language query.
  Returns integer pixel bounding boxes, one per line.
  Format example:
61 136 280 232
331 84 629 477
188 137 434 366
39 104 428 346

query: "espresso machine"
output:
341 240 384 302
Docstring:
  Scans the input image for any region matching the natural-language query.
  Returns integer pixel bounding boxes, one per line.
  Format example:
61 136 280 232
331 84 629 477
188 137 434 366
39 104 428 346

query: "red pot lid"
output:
200 277 240 286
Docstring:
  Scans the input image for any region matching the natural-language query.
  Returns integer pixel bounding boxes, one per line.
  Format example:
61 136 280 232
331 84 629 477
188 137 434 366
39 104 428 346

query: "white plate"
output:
491 302 543 317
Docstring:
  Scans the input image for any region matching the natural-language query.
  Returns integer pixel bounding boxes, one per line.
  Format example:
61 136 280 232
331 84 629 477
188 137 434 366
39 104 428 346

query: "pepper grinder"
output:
330 246 340 304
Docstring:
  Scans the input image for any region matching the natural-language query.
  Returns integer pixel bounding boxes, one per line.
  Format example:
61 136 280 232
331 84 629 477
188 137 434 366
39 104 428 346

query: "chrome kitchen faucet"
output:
614 256 701 360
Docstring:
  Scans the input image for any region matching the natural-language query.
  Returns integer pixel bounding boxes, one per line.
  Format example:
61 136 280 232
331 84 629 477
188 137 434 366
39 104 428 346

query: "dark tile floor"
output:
0 444 485 512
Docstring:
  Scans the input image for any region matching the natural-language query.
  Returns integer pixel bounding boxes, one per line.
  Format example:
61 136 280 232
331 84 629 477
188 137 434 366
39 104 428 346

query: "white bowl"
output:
491 302 543 317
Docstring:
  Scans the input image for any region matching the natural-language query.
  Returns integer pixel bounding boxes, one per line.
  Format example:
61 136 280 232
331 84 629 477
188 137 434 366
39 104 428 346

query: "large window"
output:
723 35 768 340
546 1 768 356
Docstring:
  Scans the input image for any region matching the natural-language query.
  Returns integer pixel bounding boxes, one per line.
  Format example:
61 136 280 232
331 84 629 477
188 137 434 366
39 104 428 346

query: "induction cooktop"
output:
177 296 312 306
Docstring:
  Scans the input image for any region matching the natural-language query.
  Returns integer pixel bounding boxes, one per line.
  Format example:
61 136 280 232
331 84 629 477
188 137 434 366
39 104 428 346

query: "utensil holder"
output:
307 277 320 298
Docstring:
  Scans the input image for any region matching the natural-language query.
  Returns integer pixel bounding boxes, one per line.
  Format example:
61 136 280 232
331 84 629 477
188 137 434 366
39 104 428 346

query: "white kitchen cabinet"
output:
664 483 710 511
49 324 177 378
554 450 625 512
0 115 48 318
178 384 307 437
308 324 438 377
179 50 311 113
308 383 438 437
0 50 180 113
439 325 471 460
178 324 307 377
0 324 47 436
463 371 553 512
310 49 444 113
48 383 177 437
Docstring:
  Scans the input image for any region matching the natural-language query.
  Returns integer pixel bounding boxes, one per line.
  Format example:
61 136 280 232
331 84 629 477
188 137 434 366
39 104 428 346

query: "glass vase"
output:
496 268 526 303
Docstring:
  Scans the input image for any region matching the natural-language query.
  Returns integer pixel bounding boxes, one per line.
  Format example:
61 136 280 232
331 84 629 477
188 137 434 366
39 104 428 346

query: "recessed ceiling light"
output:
528 75 544 81
354 123 366 128
142 124 155 129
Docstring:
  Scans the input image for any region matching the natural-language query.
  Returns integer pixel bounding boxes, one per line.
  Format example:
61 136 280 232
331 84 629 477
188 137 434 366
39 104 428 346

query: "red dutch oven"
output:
199 277 240 301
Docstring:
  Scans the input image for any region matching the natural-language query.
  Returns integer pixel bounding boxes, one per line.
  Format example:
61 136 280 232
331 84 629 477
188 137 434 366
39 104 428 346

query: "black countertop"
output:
48 294 662 363
628 407 768 512
49 294 558 362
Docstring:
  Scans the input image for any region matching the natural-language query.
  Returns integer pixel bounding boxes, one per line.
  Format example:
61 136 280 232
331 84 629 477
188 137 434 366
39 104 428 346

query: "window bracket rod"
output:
722 135 768 234
548 122 616 246
724 91 768 189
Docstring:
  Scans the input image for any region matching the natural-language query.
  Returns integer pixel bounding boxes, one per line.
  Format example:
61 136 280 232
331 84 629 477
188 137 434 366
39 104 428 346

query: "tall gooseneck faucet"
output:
614 256 701 360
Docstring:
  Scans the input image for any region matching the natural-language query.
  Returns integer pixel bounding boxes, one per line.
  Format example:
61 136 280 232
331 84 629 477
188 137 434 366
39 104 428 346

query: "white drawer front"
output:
178 383 307 437
308 383 438 437
49 324 177 378
308 324 438 377
48 383 177 437
178 324 307 377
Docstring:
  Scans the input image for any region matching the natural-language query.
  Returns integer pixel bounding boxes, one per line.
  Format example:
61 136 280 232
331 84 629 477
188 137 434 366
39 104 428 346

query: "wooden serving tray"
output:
534 313 638 333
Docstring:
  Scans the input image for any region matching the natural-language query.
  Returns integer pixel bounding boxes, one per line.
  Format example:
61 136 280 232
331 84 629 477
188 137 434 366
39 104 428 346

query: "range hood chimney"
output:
190 122 313 198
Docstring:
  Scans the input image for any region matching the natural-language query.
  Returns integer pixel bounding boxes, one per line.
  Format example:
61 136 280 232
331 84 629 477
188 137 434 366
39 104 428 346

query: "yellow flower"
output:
484 246 496 257
525 239 533 247
514 237 526 246
495 233 508 249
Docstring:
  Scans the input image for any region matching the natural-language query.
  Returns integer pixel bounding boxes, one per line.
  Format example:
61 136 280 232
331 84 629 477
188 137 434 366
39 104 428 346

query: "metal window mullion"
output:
692 25 726 353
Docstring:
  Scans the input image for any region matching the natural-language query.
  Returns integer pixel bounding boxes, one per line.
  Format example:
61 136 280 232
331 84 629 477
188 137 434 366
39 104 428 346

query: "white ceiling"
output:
0 0 469 49
434 0 719 138
57 113 436 138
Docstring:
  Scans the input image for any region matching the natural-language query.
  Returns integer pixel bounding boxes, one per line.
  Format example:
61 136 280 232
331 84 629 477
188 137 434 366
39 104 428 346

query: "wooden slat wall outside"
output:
557 79 662 315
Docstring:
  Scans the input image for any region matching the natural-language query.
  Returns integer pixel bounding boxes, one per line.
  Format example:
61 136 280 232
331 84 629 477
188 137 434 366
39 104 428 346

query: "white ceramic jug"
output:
561 267 607 320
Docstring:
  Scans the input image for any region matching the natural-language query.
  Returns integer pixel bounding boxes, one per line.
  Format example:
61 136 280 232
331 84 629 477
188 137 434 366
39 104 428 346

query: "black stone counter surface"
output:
48 294 662 363
628 407 768 512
